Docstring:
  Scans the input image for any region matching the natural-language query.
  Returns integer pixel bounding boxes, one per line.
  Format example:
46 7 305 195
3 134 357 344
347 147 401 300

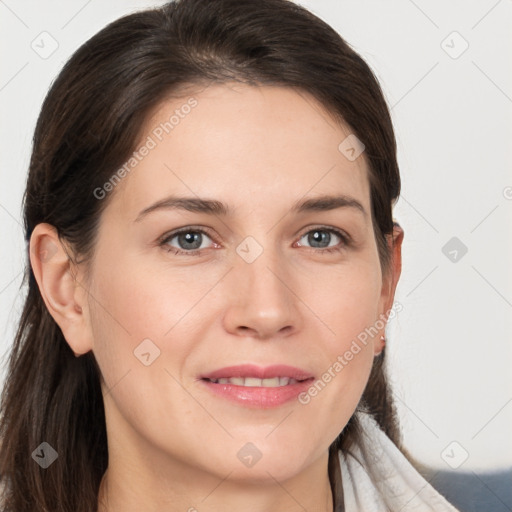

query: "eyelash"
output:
158 226 351 256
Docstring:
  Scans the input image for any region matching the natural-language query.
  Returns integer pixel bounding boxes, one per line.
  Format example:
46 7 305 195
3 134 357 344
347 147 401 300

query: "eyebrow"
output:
134 194 367 222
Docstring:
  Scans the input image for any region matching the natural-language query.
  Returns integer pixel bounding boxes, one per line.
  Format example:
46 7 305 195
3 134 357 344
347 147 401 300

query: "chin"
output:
204 441 316 483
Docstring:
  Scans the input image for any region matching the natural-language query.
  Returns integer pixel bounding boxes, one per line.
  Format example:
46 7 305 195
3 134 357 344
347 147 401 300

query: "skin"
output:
30 83 403 512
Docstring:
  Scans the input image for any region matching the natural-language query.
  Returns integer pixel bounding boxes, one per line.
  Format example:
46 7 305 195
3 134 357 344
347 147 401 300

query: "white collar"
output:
338 412 460 511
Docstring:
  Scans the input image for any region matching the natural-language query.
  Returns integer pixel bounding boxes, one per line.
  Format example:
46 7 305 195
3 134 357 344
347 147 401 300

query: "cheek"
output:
86 257 210 446
301 258 381 411
312 258 382 348
86 252 227 389
86 255 164 385
89 252 215 338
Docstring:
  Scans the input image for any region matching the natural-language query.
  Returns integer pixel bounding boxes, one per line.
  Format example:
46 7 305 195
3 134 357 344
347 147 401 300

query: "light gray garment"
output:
339 412 461 511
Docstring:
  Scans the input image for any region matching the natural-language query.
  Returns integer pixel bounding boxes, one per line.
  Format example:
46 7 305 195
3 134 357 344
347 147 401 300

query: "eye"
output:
159 227 217 255
158 225 351 257
296 227 350 253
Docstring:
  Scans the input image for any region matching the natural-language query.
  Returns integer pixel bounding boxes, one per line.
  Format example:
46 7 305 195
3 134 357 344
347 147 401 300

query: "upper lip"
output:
200 364 314 381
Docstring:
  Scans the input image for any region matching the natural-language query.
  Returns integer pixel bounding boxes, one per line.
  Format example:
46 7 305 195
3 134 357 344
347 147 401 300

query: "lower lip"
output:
200 378 314 408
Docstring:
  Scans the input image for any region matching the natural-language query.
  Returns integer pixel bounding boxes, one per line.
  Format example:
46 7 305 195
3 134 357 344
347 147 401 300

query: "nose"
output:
222 247 303 340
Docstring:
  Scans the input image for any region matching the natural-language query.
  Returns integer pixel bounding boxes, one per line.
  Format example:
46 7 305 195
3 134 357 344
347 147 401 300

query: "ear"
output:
375 222 404 355
29 223 94 357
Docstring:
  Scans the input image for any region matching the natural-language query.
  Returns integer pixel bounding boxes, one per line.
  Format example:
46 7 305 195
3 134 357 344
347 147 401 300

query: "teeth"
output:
244 377 262 387
263 377 280 387
208 377 300 387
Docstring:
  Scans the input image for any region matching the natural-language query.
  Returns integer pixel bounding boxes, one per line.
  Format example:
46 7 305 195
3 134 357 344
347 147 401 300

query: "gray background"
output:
1 1 511 510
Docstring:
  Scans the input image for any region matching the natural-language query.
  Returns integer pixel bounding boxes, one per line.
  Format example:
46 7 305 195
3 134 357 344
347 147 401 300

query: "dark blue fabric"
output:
421 467 512 512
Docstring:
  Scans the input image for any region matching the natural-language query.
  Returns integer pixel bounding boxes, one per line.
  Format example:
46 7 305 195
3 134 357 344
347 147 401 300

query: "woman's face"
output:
63 84 401 484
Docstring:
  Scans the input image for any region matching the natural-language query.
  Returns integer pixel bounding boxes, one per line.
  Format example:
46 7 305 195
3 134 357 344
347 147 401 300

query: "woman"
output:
0 0 461 510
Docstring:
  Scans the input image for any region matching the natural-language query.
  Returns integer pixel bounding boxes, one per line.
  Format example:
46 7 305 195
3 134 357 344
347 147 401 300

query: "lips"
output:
200 364 314 382
198 364 315 408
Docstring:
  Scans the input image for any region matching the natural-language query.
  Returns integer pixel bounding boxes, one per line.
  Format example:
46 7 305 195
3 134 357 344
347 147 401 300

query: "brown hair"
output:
0 0 402 510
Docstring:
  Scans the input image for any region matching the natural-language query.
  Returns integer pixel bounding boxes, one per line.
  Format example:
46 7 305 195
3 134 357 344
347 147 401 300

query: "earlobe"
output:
29 223 94 356
374 335 386 356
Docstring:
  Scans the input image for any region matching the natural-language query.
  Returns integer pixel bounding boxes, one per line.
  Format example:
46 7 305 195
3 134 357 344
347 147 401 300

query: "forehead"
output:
108 83 371 221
